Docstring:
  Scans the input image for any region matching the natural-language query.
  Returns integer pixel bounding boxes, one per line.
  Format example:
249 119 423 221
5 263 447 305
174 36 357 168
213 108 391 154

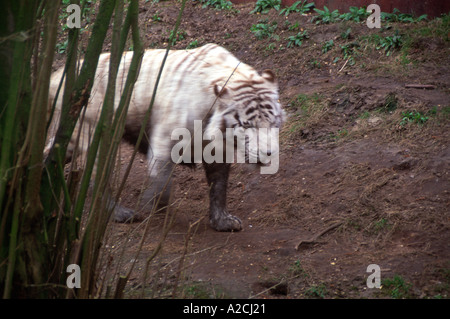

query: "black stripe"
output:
173 53 192 72
255 89 276 96
233 78 265 86
245 107 257 115
233 83 254 91
242 98 257 109
260 103 273 109
174 45 217 91
233 94 257 103
233 89 256 98
189 44 216 68
233 113 242 125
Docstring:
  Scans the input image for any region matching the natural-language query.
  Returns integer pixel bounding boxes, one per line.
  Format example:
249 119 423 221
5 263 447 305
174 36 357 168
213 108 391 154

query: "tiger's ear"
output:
214 84 228 98
261 69 276 83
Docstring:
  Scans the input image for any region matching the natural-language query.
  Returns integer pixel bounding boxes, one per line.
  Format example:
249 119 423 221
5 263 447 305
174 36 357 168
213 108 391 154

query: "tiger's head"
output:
205 69 285 174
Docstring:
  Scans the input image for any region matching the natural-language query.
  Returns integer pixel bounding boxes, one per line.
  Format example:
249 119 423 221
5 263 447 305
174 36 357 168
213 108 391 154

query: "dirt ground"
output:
63 1 450 298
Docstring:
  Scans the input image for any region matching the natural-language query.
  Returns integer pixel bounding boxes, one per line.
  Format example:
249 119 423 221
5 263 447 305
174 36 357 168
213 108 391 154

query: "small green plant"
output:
311 6 340 24
251 20 278 39
184 283 212 299
265 42 277 51
373 218 390 232
381 8 427 23
186 40 199 49
377 31 403 56
340 27 352 39
287 30 309 48
383 93 398 112
340 6 370 22
288 21 300 31
305 283 327 298
284 93 328 140
279 0 315 16
337 128 348 138
309 59 321 69
289 260 309 277
56 39 68 54
195 0 233 10
169 29 187 45
418 13 448 42
293 92 323 107
340 42 359 65
251 0 281 14
330 128 348 140
400 110 429 126
382 275 412 298
322 39 334 53
360 111 371 119
152 13 162 22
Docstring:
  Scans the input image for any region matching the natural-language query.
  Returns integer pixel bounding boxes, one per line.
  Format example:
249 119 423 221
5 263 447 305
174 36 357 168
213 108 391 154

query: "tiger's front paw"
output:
210 211 243 232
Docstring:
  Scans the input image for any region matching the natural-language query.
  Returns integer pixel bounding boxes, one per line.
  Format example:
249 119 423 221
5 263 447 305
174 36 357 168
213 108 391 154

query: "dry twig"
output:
295 221 343 250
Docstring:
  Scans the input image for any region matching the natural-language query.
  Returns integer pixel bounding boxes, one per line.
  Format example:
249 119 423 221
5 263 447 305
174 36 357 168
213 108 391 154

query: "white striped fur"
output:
46 43 284 230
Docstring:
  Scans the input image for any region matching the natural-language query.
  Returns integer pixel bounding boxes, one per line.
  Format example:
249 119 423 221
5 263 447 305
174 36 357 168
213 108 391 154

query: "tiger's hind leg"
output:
112 166 173 223
203 162 243 232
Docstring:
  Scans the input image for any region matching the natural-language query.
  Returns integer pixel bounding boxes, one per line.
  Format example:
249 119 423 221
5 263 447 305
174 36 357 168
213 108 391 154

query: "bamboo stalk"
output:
1 0 46 298
70 0 116 240
78 0 126 298
21 0 61 297
2 176 22 299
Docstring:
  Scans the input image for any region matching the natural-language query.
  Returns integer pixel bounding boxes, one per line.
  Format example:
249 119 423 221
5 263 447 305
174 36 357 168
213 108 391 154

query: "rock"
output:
368 116 382 126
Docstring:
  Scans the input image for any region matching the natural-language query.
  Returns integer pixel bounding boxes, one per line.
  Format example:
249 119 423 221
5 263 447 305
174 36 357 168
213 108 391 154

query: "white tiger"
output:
46 43 284 232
